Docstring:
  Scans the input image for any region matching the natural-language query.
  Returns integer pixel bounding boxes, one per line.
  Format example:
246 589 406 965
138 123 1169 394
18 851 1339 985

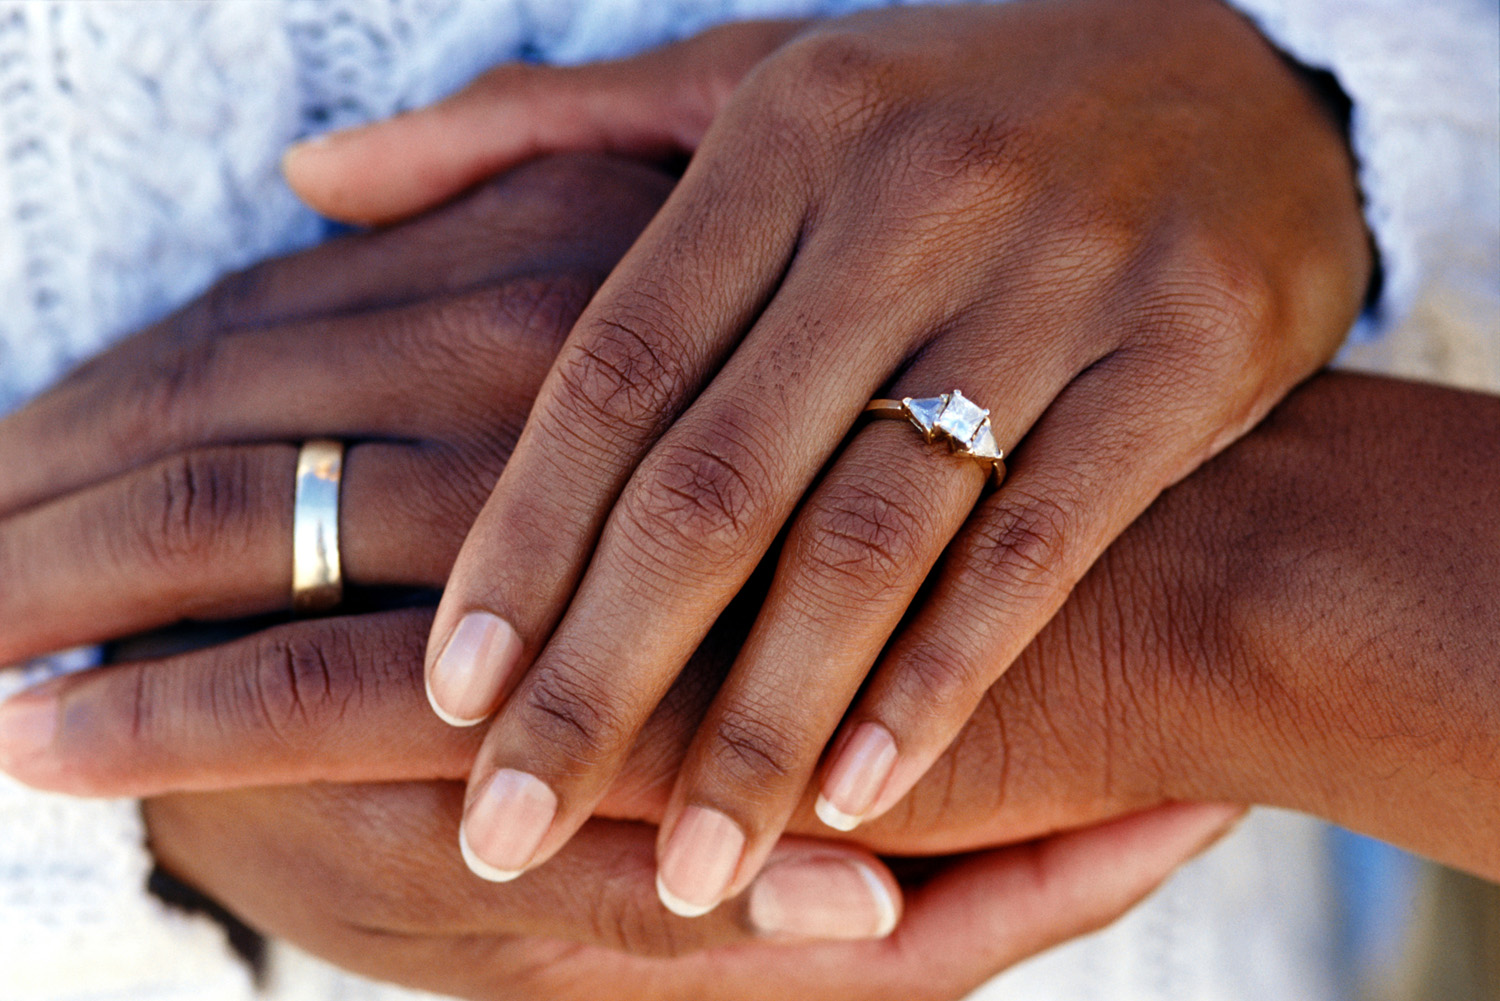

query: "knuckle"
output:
889 115 1035 221
593 878 694 958
201 260 277 330
392 277 596 430
834 115 1040 277
125 659 169 749
705 703 802 798
548 295 698 447
775 30 906 131
888 640 992 722
790 477 931 597
519 663 635 776
620 425 773 575
234 627 361 748
1138 236 1280 376
419 277 592 365
489 272 596 347
965 492 1075 605
391 446 498 572
126 450 254 571
112 339 220 452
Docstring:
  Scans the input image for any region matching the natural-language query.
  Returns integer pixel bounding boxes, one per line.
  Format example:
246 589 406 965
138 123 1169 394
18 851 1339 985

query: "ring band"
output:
865 390 1007 484
292 439 345 615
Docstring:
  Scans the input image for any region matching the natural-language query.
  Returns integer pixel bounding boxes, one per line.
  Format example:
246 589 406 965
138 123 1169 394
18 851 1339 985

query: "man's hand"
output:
0 154 670 660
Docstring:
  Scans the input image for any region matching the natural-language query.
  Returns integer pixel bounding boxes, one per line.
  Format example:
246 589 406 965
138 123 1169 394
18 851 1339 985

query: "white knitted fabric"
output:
0 1 1493 999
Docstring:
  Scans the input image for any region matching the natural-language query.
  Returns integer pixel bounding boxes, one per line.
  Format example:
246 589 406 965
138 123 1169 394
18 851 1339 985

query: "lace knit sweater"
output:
0 2 1494 999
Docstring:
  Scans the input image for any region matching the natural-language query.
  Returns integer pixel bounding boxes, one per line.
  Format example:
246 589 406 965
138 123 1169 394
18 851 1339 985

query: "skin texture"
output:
10 373 1495 870
294 0 1375 910
0 156 1245 1000
0 156 671 651
0 155 1493 999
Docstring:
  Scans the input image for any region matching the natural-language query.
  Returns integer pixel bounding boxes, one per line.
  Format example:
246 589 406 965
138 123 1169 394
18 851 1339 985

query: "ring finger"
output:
651 320 1100 914
0 439 490 665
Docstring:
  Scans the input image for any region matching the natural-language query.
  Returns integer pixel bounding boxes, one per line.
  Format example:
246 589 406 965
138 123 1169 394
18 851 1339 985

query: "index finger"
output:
422 116 806 725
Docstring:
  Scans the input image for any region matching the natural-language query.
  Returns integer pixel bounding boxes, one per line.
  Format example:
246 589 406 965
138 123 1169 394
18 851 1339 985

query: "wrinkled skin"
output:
0 153 1495 999
287 0 1375 902
0 156 1244 1001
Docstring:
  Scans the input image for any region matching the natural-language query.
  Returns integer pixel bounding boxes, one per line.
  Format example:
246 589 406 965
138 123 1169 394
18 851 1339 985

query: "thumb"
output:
283 19 804 225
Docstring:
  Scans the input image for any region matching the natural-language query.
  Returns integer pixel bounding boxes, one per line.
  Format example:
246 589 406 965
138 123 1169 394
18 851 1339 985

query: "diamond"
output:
968 420 1003 460
934 390 988 445
903 395 947 435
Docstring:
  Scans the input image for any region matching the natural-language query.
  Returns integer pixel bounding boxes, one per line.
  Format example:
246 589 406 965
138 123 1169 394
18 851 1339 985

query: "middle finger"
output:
452 236 961 887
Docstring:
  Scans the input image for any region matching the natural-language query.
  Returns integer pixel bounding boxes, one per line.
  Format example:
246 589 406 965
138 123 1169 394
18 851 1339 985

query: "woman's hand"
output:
292 0 1373 913
142 781 1235 1001
0 154 671 662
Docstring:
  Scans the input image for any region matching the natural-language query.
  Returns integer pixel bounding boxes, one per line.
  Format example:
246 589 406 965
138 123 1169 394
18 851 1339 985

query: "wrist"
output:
1146 374 1500 875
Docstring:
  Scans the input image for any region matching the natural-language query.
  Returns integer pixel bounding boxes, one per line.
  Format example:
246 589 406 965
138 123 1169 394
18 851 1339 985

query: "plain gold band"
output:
292 439 344 615
864 399 909 419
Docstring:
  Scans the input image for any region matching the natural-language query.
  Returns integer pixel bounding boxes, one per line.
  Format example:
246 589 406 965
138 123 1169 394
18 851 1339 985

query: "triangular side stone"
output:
903 395 947 434
969 421 1003 460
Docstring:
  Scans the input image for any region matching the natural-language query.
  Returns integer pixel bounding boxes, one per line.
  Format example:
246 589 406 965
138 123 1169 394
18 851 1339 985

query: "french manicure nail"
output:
815 722 898 832
283 128 344 158
427 611 523 726
749 855 899 940
460 769 557 882
657 806 745 918
0 693 57 774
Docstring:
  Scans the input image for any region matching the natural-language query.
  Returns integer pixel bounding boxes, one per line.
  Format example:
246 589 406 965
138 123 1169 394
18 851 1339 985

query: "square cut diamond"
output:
935 391 987 445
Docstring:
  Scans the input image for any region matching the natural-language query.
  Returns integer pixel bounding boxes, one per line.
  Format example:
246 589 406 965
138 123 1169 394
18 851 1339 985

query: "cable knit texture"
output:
0 1 1492 998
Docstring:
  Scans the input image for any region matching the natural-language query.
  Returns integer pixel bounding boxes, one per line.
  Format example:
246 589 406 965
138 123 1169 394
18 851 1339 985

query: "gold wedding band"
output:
292 439 344 615
865 390 1007 484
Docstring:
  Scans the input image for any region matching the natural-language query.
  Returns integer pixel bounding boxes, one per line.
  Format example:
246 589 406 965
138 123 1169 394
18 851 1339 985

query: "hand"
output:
0 154 670 660
8 376 1495 878
0 149 1243 999
292 0 1374 913
143 781 1235 1001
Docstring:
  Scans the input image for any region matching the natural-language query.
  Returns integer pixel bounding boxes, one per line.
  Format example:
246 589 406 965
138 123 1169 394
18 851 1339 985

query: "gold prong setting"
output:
900 391 1004 462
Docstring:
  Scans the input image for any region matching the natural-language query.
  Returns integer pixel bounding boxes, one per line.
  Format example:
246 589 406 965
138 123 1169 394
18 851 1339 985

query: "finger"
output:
145 782 901 982
282 22 802 224
651 319 1098 909
846 803 1242 997
0 611 467 797
0 440 495 665
61 154 670 386
421 113 811 726
0 153 672 517
0 285 562 517
0 608 713 806
448 236 956 890
576 802 1242 1001
844 348 1232 824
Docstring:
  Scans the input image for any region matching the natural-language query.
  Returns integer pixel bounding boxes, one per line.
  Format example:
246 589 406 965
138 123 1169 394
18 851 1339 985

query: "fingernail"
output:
427 611 524 726
283 129 343 160
656 806 745 918
749 855 899 940
815 722 897 832
460 769 557 882
0 692 57 774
